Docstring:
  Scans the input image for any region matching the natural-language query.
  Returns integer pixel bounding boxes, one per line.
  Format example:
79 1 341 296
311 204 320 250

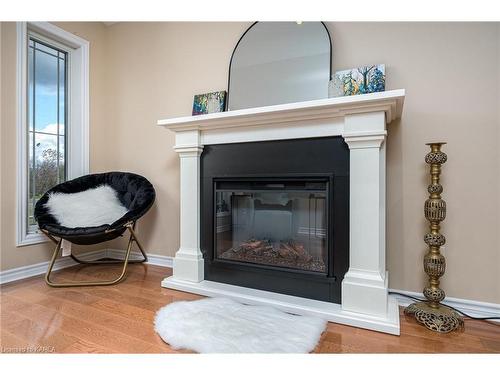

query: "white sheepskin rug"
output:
154 297 327 353
45 184 128 228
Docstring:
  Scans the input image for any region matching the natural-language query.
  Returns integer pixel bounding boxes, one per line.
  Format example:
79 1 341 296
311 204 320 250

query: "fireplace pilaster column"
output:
171 130 204 282
341 111 389 317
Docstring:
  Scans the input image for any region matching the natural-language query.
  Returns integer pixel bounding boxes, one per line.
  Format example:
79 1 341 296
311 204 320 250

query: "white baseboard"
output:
0 249 172 285
106 248 173 268
1 254 498 322
0 249 104 285
390 288 500 322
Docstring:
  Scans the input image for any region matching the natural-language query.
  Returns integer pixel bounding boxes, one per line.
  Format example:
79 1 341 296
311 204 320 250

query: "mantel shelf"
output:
157 89 405 132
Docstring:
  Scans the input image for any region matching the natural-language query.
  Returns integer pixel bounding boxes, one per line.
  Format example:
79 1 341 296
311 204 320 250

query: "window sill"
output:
17 232 49 247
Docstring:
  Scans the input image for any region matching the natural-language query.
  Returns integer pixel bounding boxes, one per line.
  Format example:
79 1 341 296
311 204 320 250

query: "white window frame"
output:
16 22 89 246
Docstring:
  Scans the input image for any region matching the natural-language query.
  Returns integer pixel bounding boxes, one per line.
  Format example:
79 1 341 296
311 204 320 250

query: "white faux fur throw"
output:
154 297 327 353
45 184 128 228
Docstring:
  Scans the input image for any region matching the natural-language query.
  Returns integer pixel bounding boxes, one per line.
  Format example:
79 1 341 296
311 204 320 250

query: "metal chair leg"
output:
128 224 148 262
69 226 147 265
44 224 145 287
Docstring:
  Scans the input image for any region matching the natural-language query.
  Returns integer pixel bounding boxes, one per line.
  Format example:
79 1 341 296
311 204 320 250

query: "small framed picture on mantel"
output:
333 64 385 97
192 91 227 116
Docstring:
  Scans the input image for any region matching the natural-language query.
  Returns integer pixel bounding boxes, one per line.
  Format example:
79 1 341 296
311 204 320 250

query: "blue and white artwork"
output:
334 64 385 96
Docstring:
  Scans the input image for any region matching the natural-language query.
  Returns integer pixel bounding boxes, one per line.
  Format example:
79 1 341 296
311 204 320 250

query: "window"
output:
27 36 68 230
17 22 89 246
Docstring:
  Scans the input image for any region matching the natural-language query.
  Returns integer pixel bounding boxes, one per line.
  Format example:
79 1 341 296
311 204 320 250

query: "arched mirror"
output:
227 22 332 111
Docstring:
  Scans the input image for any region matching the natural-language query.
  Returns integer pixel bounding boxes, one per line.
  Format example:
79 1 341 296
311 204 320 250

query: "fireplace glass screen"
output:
215 180 328 273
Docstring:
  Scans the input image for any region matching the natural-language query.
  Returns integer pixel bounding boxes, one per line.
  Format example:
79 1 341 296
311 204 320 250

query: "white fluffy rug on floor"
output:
154 297 327 353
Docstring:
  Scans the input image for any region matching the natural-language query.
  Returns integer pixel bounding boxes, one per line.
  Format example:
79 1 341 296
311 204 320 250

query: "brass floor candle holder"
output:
404 142 464 333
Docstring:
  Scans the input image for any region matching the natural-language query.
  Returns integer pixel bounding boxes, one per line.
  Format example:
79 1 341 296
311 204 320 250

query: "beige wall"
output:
1 22 499 304
0 22 108 270
103 22 250 256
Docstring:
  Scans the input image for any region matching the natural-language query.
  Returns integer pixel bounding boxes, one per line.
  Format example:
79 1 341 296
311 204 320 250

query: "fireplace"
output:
159 89 405 335
201 137 349 303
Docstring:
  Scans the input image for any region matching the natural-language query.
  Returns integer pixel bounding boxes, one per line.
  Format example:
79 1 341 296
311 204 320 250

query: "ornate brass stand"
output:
404 143 463 333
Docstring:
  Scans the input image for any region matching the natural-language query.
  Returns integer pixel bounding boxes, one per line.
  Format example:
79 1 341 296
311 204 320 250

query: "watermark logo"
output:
1 346 55 353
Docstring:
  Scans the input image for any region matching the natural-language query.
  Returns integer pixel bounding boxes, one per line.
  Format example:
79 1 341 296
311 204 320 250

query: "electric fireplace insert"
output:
215 179 328 273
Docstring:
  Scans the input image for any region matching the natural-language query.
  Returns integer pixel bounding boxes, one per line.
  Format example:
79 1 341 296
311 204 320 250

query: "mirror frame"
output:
226 21 333 111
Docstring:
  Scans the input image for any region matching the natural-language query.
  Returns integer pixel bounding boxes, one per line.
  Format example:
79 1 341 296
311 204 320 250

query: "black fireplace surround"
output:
201 136 349 303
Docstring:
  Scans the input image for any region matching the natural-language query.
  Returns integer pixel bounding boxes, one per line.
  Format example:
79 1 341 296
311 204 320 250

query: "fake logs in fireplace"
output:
219 237 326 273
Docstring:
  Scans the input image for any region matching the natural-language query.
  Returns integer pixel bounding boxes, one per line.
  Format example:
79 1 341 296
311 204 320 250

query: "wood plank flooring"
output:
1 263 499 353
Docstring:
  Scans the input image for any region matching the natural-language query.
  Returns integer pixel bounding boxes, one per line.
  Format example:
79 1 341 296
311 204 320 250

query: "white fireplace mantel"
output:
158 89 405 335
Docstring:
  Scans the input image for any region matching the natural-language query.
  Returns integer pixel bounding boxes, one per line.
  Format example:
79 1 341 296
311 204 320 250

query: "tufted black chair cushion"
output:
34 172 156 245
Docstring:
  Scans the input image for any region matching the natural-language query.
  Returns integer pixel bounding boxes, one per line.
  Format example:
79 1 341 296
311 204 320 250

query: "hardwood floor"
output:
1 263 499 353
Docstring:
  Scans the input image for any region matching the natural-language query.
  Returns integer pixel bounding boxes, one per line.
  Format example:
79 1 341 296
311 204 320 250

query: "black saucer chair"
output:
34 172 156 287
